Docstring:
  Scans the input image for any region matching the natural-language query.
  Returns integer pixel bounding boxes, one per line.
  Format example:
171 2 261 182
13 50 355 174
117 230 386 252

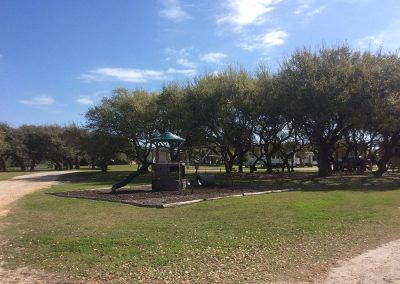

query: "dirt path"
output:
0 171 76 216
322 239 400 283
0 171 76 283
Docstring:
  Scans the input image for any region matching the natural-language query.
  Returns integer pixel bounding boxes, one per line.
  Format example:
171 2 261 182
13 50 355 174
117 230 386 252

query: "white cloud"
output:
261 30 287 46
75 97 94 105
75 91 108 106
163 47 192 57
167 68 197 76
200 52 228 63
307 6 324 16
80 67 197 83
177 58 196 68
217 0 282 31
159 0 191 22
80 68 166 83
19 95 55 106
294 0 311 15
294 0 325 19
357 20 400 50
238 30 288 50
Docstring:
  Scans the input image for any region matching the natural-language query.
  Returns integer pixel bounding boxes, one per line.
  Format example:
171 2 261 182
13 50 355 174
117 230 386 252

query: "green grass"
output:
1 170 400 282
0 171 32 180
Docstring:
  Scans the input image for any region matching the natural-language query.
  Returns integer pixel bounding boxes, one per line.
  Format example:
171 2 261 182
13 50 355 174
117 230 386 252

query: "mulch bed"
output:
52 184 291 208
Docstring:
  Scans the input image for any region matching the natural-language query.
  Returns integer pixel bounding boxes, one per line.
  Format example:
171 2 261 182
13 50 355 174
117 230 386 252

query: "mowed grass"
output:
0 171 32 180
1 169 400 283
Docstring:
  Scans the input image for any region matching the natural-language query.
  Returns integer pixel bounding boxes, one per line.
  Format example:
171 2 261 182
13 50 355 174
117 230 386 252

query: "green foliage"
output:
86 88 159 164
2 45 400 176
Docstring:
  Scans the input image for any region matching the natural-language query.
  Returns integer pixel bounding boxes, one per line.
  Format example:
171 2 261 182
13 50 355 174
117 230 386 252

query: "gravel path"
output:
0 171 76 283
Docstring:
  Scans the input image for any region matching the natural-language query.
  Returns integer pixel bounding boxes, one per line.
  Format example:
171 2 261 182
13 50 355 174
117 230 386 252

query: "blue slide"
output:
111 162 152 193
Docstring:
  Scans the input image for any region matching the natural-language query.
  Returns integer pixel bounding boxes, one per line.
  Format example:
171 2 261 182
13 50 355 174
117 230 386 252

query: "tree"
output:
251 66 293 172
0 123 11 171
362 51 400 176
82 132 126 172
189 67 255 173
277 46 367 176
86 89 159 167
18 125 53 171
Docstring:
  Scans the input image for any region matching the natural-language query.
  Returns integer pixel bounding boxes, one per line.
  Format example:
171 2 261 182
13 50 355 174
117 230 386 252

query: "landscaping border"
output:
52 188 295 208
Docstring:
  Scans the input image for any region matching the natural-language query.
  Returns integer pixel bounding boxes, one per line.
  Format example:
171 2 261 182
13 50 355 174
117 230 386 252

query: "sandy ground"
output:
0 171 76 283
1 171 400 283
322 239 400 284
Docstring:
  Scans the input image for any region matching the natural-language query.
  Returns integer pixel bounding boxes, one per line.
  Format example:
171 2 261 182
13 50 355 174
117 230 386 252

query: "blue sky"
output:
1 0 400 126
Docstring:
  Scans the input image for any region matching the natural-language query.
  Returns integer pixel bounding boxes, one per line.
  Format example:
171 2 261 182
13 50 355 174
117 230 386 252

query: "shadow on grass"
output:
219 171 400 192
57 169 400 193
58 170 152 186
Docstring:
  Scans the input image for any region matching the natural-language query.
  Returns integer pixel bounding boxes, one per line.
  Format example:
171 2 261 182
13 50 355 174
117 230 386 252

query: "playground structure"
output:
150 132 187 191
111 132 187 193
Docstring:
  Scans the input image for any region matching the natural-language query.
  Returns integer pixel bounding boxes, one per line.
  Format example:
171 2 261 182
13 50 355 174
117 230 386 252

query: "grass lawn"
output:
0 165 65 180
0 171 32 180
1 169 400 283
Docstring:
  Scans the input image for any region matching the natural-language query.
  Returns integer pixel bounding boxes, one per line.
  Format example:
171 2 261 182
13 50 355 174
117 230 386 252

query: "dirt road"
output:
0 171 76 283
0 171 75 217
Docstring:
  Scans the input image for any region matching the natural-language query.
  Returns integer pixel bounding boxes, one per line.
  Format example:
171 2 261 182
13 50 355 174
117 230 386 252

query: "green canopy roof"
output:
151 132 186 143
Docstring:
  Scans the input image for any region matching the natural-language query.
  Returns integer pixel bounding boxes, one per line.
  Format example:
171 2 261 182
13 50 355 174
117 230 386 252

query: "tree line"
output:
0 123 129 172
1 45 399 176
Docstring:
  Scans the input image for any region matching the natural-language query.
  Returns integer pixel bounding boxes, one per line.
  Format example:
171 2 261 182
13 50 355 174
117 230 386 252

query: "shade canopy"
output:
151 132 186 143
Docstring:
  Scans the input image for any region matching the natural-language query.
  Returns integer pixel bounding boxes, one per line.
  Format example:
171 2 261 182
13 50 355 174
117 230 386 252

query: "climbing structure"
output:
150 132 186 191
111 132 186 193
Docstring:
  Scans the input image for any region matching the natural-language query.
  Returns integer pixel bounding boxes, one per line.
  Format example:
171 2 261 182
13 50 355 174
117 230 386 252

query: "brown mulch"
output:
52 184 277 208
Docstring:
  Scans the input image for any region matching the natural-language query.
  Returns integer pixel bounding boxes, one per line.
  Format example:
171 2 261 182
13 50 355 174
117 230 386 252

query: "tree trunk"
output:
238 149 244 173
290 155 295 172
224 160 233 173
100 162 108 172
30 160 36 171
138 159 149 173
317 146 331 177
0 158 6 172
13 156 26 171
266 155 273 173
375 151 391 177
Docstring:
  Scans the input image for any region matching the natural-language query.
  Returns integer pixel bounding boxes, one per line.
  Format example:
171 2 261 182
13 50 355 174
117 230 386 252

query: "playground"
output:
51 132 400 209
0 133 398 284
1 133 400 282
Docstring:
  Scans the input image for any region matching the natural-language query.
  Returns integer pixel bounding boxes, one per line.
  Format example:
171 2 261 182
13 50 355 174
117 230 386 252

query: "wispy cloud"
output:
75 91 108 106
217 0 282 32
80 68 166 83
200 52 228 63
294 0 311 15
19 95 55 106
80 66 196 83
158 0 191 22
75 97 95 105
238 30 288 51
261 30 287 46
167 68 197 76
177 58 196 68
216 0 287 52
357 19 400 50
294 0 325 19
